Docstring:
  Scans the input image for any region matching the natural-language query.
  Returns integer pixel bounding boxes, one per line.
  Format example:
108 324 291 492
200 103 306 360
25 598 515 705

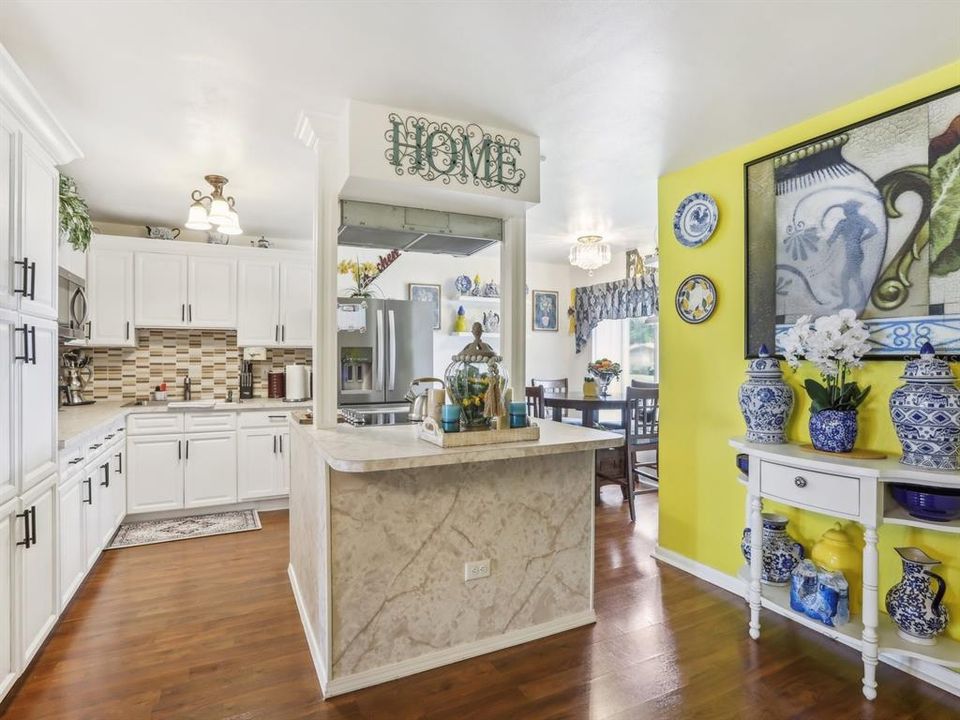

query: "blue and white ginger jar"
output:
741 513 804 585
889 342 960 470
885 547 950 645
738 344 793 444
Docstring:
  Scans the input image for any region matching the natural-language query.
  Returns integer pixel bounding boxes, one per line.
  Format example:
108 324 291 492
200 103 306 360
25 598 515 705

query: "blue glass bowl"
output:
890 484 960 522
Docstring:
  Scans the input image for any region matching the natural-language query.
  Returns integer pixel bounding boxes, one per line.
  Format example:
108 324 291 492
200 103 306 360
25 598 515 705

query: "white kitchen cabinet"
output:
80 468 99 571
237 259 281 346
19 316 57 495
237 428 285 500
87 245 134 346
183 432 237 508
57 473 85 607
18 133 58 322
279 261 312 346
0 105 16 311
0 310 16 507
0 498 17 700
279 430 291 491
135 252 188 327
127 434 183 513
17 475 58 669
188 256 236 328
96 451 124 548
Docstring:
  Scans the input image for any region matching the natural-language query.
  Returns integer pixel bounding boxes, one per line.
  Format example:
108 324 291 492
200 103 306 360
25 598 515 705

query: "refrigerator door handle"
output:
376 308 385 391
388 309 396 391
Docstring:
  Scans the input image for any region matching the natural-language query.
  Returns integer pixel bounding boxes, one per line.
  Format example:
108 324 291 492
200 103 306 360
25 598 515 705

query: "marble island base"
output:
288 420 621 697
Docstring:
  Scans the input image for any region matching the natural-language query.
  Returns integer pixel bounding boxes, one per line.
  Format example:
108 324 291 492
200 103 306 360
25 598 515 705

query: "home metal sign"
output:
385 113 526 194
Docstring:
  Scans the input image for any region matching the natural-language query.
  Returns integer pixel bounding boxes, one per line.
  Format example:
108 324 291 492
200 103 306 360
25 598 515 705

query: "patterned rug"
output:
108 510 261 549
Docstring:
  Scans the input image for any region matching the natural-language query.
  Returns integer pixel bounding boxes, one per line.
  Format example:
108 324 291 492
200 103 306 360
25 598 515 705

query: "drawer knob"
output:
794 476 808 488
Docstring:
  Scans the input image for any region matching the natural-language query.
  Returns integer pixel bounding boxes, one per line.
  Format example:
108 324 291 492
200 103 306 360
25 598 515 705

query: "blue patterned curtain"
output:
574 273 659 353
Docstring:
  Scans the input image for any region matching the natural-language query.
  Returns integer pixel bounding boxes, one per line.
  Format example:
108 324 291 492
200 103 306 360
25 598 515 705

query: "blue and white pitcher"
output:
885 547 950 645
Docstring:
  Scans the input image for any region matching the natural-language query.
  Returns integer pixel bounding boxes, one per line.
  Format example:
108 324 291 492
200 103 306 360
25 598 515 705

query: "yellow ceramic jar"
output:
811 523 862 615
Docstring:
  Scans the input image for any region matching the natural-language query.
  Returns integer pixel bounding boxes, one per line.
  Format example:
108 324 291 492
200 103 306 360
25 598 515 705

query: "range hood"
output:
338 200 502 256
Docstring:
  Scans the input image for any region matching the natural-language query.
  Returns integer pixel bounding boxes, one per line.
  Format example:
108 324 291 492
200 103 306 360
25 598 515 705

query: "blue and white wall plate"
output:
673 192 718 247
454 274 473 294
675 274 717 324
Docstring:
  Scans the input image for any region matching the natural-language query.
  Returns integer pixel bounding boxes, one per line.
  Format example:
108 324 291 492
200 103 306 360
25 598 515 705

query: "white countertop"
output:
291 419 623 473
58 398 311 450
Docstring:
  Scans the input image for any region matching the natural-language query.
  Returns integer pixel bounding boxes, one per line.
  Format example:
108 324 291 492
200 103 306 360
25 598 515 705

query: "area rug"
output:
108 510 261 549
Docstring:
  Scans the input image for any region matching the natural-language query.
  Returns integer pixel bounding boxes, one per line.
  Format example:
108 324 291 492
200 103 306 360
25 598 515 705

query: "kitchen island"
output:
288 419 623 697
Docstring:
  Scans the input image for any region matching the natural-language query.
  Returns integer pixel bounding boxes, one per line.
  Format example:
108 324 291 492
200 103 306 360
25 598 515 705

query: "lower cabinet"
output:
127 434 183 513
81 470 100 571
279 430 290 491
238 428 286 500
17 475 58 670
96 455 124 548
57 473 86 607
183 432 237 508
0 499 17 699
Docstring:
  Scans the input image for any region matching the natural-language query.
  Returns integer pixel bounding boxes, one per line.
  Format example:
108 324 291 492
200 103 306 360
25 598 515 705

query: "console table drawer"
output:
759 460 860 517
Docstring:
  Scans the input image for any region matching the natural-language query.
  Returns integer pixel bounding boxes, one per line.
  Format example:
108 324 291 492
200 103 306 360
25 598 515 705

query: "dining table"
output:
542 390 630 428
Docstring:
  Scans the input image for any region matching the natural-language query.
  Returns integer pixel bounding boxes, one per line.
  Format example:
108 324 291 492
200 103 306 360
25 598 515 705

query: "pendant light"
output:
185 174 242 233
569 235 611 275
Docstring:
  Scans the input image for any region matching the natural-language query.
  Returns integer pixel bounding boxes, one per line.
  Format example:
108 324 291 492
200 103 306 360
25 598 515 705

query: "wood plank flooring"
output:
2 491 957 719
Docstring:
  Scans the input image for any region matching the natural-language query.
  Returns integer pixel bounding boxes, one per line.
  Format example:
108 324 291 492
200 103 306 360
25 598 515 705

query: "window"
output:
591 318 659 390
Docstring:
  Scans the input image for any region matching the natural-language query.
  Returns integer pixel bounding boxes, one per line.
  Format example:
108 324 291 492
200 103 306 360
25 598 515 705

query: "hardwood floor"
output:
2 491 957 719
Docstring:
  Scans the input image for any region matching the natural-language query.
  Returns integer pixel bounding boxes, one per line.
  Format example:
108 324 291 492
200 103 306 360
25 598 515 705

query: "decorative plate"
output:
675 274 717 324
455 274 473 294
673 192 718 247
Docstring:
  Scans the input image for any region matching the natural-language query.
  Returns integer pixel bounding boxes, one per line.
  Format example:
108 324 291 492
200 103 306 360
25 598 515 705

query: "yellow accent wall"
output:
658 61 960 642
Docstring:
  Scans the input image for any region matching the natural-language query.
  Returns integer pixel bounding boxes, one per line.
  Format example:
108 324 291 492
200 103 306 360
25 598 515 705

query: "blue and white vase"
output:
809 409 858 453
889 342 960 470
741 513 805 585
885 547 950 645
739 344 793 444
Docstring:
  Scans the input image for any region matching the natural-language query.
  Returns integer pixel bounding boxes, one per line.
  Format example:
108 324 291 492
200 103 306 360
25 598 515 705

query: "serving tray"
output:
418 417 540 447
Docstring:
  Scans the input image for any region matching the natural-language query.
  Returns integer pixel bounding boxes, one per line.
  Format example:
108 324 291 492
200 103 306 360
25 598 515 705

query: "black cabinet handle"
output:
115 451 123 474
188 304 192 322
105 434 115 440
83 478 93 505
68 457 83 465
28 325 36 365
125 321 130 340
100 461 110 487
30 507 37 546
279 435 283 453
281 325 285 342
13 325 28 362
178 440 182 460
13 258 28 296
85 320 91 340
273 435 277 453
89 442 102 450
268 415 285 420
15 509 31 548
181 304 185 321
27 260 36 300
275 325 279 342
185 439 189 460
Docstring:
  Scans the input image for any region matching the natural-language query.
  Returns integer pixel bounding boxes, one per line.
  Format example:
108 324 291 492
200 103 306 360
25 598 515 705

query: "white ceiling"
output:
1 1 958 262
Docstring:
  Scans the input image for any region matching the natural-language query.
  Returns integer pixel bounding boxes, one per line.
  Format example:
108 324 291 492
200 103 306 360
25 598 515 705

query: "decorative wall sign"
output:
745 86 960 358
673 192 718 247
675 274 717 324
408 283 442 330
532 290 559 332
386 113 525 193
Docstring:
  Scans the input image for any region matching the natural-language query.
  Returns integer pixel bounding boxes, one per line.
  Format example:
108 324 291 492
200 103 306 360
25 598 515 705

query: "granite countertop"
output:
58 398 311 450
291 419 623 473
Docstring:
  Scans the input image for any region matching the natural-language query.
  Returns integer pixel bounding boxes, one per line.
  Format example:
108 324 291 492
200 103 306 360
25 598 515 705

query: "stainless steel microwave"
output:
58 268 88 341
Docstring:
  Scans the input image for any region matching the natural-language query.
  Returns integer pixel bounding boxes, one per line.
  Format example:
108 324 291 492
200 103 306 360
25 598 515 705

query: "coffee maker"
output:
60 349 95 406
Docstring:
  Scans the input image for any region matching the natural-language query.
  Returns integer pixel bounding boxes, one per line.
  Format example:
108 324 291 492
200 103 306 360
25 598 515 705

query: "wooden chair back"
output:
525 385 545 418
631 380 658 389
626 386 659 446
532 378 569 417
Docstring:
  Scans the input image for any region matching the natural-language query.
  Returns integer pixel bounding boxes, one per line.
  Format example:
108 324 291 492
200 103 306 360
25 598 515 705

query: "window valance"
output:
574 273 659 353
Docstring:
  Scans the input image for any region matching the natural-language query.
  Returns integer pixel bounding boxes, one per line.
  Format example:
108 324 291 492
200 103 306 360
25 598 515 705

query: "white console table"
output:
730 438 959 700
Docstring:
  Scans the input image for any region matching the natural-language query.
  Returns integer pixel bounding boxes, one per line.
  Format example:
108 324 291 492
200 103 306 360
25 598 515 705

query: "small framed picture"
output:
408 283 441 330
532 290 559 332
626 249 642 278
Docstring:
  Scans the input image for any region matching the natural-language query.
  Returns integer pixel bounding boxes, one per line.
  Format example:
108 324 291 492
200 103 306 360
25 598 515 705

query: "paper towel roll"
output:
285 364 309 401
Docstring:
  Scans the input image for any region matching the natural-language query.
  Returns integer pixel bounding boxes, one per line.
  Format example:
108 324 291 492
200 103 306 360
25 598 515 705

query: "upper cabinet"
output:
18 133 58 321
134 251 188 327
238 258 312 348
87 244 134 346
279 262 312 347
188 256 237 328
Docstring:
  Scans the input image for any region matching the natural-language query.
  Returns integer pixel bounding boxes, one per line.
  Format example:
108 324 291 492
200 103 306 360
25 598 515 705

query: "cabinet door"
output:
0 499 17 699
18 476 58 669
237 428 282 500
237 260 280 346
96 457 121 548
110 445 126 530
18 133 58 321
127 434 183 513
0 104 18 311
183 432 237 508
188 256 236 328
88 247 134 346
134 252 188 327
58 473 85 607
19 317 57 494
0 310 16 506
279 261 312 347
278 430 291 491
81 471 99 570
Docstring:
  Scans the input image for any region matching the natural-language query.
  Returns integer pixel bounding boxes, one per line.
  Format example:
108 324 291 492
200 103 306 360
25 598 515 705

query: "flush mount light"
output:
185 174 242 233
569 234 611 275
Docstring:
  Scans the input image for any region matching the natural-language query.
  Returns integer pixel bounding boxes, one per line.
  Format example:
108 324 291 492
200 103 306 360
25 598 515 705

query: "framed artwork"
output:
408 283 441 330
744 86 960 358
626 249 642 278
532 290 559 332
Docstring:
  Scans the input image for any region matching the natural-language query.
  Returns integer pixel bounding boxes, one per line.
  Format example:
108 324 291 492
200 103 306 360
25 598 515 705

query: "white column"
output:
501 215 526 390
861 525 879 700
312 143 340 428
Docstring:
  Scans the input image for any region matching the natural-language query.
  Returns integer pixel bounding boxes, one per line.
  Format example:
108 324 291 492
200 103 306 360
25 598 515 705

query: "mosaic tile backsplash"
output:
85 330 311 401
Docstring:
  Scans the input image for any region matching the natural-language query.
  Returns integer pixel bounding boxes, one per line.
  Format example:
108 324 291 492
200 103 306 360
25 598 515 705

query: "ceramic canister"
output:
741 513 805 585
889 341 960 470
738 344 794 444
811 523 861 615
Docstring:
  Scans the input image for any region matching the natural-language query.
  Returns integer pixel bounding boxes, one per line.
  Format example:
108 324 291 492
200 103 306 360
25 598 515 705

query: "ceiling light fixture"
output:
185 174 243 234
569 235 611 275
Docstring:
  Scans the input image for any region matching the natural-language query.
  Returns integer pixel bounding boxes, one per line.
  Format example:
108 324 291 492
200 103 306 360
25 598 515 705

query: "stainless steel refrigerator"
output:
337 298 434 406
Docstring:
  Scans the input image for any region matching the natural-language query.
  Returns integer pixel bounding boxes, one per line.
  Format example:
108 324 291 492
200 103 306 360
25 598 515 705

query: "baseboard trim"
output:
651 545 959 698
322 609 597 698
125 496 289 523
287 564 329 691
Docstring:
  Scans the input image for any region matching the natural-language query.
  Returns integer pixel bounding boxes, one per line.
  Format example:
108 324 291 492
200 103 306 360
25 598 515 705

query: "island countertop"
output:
291 419 623 473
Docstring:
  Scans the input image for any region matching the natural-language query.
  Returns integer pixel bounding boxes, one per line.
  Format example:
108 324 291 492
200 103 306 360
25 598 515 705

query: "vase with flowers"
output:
780 309 872 453
587 358 621 397
337 249 401 298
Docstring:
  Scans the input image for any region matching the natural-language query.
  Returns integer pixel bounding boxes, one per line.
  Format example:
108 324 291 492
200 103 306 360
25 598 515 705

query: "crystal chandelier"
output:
569 235 611 275
184 174 243 235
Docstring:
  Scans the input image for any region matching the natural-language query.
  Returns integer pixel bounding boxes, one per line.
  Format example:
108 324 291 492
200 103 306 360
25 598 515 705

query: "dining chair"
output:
624 386 660 522
525 385 545 419
631 380 658 389
531 377 573 419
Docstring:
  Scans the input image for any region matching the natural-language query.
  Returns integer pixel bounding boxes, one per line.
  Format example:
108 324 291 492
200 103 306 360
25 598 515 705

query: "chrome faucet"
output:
183 376 192 401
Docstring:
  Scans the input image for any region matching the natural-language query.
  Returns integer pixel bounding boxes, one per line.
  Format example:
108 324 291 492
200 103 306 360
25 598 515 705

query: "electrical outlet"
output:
464 559 490 582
